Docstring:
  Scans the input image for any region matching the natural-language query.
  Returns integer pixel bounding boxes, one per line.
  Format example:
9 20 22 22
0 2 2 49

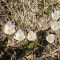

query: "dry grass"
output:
0 0 60 60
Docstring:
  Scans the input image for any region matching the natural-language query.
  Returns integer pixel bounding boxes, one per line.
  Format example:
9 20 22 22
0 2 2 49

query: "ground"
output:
0 0 60 60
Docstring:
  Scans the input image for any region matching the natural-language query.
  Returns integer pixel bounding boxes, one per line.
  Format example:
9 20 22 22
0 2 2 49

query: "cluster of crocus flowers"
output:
3 21 37 41
51 10 60 31
14 30 36 41
46 10 60 43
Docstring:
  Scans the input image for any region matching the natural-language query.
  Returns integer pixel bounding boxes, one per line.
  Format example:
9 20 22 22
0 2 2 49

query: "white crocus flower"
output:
51 10 60 20
46 34 55 43
3 21 15 35
14 30 25 41
51 21 60 31
27 31 37 41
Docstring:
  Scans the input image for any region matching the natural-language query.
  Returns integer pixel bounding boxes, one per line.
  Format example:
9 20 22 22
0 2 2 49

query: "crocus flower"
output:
51 21 60 31
14 30 25 41
3 21 15 35
46 34 55 43
51 10 60 20
27 31 37 41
